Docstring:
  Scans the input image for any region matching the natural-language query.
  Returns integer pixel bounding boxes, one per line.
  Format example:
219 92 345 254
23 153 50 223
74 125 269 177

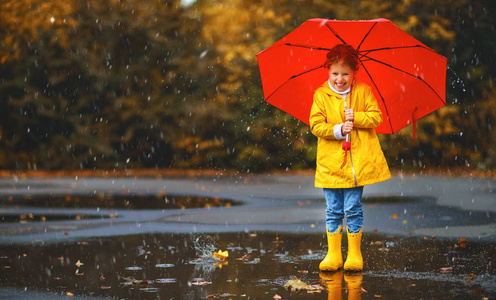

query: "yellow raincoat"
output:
310 80 391 188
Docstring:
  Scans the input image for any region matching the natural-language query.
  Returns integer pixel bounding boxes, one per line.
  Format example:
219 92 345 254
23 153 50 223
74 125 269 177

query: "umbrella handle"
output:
341 82 353 168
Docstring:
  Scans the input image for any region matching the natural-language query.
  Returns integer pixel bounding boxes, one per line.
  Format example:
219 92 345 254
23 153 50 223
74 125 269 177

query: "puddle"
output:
0 213 109 223
361 195 434 204
0 194 241 210
0 232 494 299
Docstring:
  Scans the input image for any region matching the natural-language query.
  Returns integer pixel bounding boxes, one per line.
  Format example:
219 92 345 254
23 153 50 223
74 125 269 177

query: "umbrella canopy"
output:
256 18 447 134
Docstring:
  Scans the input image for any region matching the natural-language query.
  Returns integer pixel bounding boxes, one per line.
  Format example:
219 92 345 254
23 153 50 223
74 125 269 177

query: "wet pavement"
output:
0 173 495 299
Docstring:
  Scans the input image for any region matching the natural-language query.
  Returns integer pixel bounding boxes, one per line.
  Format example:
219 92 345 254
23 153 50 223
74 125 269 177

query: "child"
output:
309 44 391 271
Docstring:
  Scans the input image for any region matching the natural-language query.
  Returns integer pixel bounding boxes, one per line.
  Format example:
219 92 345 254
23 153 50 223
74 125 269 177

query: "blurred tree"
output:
0 0 495 172
0 0 205 169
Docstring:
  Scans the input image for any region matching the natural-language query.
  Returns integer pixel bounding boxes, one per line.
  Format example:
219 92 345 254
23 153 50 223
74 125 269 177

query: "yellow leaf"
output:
213 250 228 260
283 277 323 292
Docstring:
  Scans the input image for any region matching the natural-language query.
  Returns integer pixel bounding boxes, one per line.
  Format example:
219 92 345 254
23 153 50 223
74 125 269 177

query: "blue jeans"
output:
324 187 364 234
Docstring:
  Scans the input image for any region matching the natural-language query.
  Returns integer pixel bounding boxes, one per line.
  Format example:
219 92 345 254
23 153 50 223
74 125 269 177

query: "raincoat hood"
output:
310 80 391 188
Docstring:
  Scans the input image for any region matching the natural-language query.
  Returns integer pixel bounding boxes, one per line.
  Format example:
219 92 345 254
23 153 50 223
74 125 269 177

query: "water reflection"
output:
0 194 241 210
320 271 363 300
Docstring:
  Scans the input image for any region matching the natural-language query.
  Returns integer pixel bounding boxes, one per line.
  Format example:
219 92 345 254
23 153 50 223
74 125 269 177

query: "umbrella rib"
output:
264 64 324 102
356 22 379 51
359 64 395 133
283 43 331 51
361 55 446 105
323 22 347 44
359 44 428 55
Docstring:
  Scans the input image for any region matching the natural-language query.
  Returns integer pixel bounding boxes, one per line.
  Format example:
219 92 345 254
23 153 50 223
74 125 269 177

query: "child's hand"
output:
341 121 353 135
344 109 354 122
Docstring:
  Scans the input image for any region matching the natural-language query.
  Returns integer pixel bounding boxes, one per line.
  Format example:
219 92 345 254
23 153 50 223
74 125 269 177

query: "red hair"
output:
324 44 360 72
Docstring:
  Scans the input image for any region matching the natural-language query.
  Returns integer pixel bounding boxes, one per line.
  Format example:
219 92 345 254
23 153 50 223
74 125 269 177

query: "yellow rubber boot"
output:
319 225 343 271
320 270 343 300
343 227 363 271
344 273 363 300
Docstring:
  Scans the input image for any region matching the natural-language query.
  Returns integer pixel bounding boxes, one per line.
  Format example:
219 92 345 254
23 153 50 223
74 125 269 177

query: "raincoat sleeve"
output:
309 90 339 139
353 84 383 129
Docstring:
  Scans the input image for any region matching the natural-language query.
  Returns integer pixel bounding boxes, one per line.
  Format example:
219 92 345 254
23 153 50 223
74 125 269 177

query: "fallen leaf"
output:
273 294 282 300
392 214 398 219
440 267 453 273
75 260 84 267
213 250 228 260
119 276 150 287
133 280 149 288
284 277 324 292
402 220 408 224
237 254 252 261
66 291 74 296
191 280 212 286
120 276 136 282
465 273 476 282
360 287 368 293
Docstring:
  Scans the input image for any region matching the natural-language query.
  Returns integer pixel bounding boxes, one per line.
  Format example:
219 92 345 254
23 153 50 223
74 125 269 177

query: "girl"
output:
309 44 391 271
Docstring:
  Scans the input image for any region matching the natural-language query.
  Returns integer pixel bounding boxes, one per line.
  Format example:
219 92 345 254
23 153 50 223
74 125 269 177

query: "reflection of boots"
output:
319 225 343 271
344 227 363 271
344 273 363 300
320 270 343 300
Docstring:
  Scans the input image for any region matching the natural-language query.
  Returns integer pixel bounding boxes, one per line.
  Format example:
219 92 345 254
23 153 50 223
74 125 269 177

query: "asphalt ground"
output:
1 173 495 244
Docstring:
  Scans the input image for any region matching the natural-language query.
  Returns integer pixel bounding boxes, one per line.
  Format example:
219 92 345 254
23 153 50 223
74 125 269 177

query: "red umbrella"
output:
256 18 447 135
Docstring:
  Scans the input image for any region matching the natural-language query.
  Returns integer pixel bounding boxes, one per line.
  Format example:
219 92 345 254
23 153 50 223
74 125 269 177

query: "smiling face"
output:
328 61 355 93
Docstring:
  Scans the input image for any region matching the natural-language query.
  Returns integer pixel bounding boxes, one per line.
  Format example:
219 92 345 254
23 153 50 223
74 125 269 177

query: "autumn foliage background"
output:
0 0 495 173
